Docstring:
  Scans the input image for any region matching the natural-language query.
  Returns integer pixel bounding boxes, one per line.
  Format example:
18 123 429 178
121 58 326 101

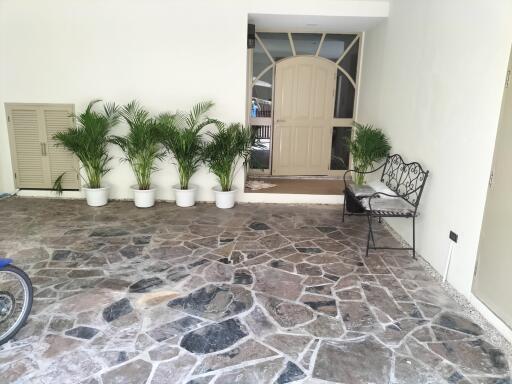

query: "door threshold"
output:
248 175 342 180
245 176 344 195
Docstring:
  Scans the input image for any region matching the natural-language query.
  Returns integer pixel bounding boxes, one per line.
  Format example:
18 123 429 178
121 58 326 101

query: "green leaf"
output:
157 101 214 189
347 122 391 185
53 99 120 188
202 122 253 191
111 100 164 190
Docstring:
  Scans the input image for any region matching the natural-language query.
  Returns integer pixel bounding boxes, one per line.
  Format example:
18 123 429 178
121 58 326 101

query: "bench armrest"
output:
366 187 422 212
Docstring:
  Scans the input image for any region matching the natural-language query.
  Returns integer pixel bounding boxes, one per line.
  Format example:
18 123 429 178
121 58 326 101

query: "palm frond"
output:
53 99 120 188
158 102 214 189
348 122 391 184
202 122 253 191
52 172 66 195
113 101 164 190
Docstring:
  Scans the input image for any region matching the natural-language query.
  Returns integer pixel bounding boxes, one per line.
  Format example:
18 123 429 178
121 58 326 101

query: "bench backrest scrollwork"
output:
380 154 429 208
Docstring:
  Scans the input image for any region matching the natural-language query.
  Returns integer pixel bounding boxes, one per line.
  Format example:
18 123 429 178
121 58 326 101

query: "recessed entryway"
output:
248 31 360 178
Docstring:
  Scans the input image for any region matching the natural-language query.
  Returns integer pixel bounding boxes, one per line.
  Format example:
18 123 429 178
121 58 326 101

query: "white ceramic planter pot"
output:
83 186 109 207
173 184 197 207
132 186 156 208
213 186 237 209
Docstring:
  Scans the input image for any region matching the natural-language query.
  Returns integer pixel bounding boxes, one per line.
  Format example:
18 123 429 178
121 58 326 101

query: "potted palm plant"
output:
53 99 120 206
111 101 164 208
348 122 391 185
202 121 253 209
158 101 213 207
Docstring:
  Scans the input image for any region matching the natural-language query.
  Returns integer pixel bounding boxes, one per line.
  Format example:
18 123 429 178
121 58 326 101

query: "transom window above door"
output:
252 33 360 119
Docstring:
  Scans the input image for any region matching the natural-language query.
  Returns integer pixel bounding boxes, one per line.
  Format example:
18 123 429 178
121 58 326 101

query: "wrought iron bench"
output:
342 154 429 258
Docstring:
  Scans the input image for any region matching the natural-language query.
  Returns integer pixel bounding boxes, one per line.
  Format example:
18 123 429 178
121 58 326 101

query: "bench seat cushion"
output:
346 180 397 198
346 181 375 197
360 197 416 216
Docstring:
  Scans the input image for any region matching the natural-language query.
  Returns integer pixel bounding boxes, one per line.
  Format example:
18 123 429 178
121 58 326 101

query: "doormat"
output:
245 180 277 190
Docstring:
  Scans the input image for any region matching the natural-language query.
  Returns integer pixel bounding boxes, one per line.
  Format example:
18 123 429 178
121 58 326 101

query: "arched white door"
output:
272 56 337 175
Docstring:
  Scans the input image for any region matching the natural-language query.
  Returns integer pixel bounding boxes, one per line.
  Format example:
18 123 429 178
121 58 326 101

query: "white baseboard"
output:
469 293 512 343
239 192 343 205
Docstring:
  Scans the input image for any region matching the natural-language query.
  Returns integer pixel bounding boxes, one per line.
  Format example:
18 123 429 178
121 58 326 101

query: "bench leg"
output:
365 215 375 257
342 192 347 222
412 216 416 259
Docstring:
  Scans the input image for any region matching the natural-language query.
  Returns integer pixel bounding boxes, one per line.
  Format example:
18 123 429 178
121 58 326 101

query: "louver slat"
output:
9 108 47 188
44 108 79 189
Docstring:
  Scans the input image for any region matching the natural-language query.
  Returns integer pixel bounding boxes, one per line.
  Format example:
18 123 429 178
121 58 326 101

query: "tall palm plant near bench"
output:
348 122 391 185
158 101 214 207
53 99 120 206
202 121 253 208
111 101 164 208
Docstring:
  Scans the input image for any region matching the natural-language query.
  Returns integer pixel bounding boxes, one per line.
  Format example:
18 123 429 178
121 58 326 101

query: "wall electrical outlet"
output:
449 231 458 243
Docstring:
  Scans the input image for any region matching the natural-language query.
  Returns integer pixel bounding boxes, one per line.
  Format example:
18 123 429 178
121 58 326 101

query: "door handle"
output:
276 119 286 123
41 143 47 156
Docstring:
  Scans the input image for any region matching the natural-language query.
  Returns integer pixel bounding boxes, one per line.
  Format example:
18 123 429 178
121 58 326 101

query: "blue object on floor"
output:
0 258 13 268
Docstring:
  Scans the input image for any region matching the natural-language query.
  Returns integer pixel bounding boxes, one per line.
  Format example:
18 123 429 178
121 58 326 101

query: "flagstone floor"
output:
0 198 510 384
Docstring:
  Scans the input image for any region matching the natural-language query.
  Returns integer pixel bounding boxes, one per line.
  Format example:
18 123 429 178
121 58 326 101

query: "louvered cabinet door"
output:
6 103 79 190
6 106 50 188
43 106 80 189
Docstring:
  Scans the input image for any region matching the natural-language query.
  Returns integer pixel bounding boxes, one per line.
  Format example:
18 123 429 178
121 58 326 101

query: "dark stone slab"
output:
434 312 483 336
249 222 270 231
306 285 332 295
188 259 210 268
168 284 253 320
313 337 392 383
167 265 190 282
133 235 151 245
315 226 337 233
65 326 99 340
90 227 129 237
270 259 295 273
296 247 322 254
102 298 133 323
180 318 248 354
233 269 253 285
148 316 203 342
129 277 163 293
120 245 144 259
301 294 337 317
276 361 306 384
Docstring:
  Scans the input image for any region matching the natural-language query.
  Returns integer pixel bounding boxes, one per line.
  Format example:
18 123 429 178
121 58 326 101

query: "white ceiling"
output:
248 13 386 34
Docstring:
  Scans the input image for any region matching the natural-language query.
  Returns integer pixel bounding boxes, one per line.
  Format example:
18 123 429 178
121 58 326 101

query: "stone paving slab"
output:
0 198 510 383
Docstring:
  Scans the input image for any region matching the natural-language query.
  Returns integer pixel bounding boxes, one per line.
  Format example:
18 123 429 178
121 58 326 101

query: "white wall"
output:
0 0 388 202
357 0 512 296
